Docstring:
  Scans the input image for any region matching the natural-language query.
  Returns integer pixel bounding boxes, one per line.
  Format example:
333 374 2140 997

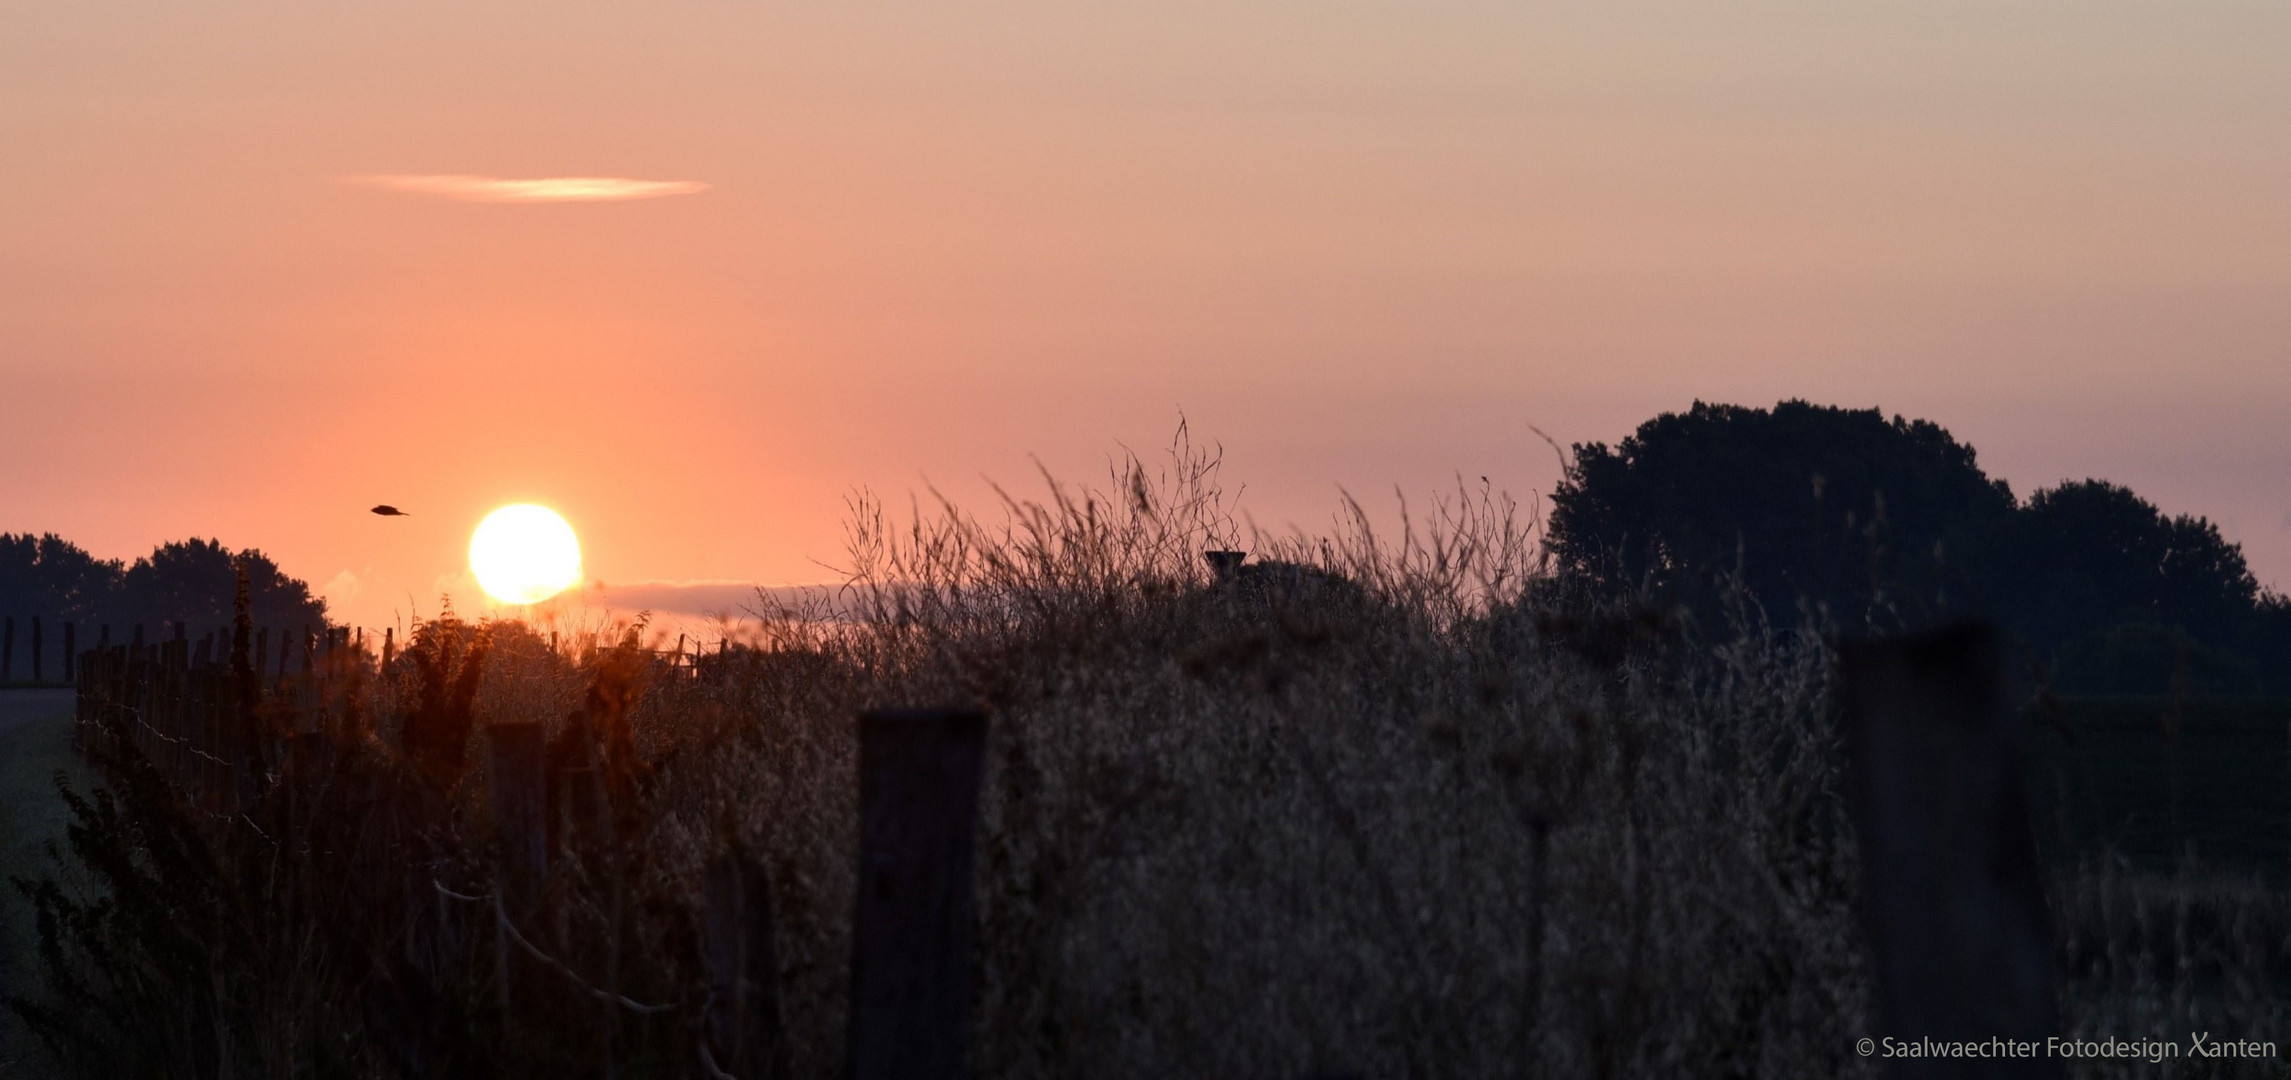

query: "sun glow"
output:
470 504 583 605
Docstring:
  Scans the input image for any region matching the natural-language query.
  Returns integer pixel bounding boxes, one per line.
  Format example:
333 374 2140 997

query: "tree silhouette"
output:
0 533 124 623
0 533 327 640
119 539 328 638
1546 401 2287 693
2010 480 2260 655
1546 400 2017 629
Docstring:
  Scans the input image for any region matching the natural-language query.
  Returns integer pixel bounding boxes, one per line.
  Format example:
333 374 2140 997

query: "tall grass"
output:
6 432 2284 1077
679 434 1872 1078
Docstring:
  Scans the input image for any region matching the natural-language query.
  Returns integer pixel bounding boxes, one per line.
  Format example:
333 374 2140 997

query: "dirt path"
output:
1 688 79 1077
0 688 73 739
0 687 77 871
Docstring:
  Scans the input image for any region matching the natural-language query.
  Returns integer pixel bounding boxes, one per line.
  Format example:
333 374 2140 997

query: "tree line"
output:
7 401 2283 695
0 535 329 649
1545 400 2291 694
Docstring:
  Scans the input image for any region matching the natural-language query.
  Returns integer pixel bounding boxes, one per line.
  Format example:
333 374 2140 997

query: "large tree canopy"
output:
0 534 328 644
0 533 122 624
2013 480 2260 653
1547 400 2018 629
1546 401 2286 693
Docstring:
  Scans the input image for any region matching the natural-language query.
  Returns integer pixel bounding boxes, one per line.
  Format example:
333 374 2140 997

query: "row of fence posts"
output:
73 632 990 1080
469 706 989 1079
2 615 74 684
16 618 357 688
11 617 733 688
72 626 371 809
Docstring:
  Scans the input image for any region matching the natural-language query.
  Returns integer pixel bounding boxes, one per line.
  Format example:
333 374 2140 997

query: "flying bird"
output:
371 505 409 517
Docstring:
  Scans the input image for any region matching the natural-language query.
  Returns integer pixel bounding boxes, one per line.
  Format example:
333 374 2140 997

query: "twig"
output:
696 1034 740 1080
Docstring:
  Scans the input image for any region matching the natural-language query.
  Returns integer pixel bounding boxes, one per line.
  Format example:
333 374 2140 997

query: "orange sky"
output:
4 1 2288 632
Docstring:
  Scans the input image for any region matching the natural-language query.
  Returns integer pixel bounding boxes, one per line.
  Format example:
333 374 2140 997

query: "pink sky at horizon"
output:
4 1 2287 632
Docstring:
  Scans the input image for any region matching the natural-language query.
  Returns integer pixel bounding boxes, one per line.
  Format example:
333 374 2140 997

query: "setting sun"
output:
469 504 582 605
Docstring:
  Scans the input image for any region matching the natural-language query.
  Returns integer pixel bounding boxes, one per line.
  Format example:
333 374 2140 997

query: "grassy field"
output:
2 450 2286 1077
2029 696 2291 876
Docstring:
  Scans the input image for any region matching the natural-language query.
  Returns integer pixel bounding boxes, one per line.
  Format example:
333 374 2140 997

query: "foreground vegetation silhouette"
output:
0 412 2281 1073
5 425 2284 1079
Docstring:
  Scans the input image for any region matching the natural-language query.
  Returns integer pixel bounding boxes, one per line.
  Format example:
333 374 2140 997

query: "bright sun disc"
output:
470 504 582 605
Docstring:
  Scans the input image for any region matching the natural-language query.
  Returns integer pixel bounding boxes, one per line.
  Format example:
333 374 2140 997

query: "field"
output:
2032 697 2291 876
2 455 2287 1078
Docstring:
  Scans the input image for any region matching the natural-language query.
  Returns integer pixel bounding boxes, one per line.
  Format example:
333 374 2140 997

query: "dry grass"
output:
8 432 2286 1078
633 434 1875 1078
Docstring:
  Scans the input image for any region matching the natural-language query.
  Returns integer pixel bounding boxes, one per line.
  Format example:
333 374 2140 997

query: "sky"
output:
2 0 2287 633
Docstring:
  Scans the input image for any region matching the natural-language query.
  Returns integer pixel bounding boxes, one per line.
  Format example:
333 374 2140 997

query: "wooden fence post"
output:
288 731 337 833
185 664 212 806
847 707 990 1080
218 666 235 807
173 643 194 782
30 616 43 683
486 721 546 1015
487 722 549 888
3 616 13 682
704 852 787 1080
1838 623 2059 1079
62 622 74 683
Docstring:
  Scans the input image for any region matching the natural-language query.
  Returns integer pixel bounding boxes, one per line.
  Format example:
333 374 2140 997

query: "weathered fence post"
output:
3 616 13 682
847 707 990 1080
186 663 213 806
74 643 91 727
211 665 228 807
62 622 74 683
1838 623 2059 1079
705 852 788 1080
288 731 337 834
31 616 44 683
488 722 549 886
548 710 609 859
167 637 190 784
485 721 546 1014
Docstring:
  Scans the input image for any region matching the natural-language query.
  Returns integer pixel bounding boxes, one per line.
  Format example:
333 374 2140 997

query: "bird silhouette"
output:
371 505 409 517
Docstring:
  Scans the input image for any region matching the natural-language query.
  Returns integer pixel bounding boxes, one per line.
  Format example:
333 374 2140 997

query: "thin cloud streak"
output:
591 580 811 615
349 174 709 203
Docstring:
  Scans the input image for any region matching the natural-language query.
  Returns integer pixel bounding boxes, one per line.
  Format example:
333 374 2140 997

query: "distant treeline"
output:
7 401 2283 695
0 535 329 655
1546 400 2291 695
